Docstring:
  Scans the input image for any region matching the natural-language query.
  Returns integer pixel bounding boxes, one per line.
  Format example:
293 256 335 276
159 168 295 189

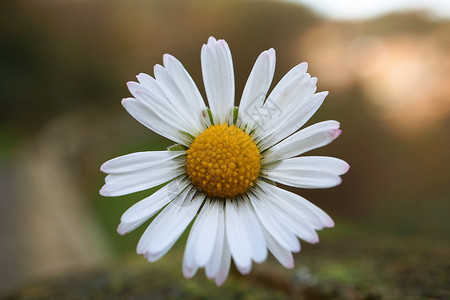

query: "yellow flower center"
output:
186 123 261 198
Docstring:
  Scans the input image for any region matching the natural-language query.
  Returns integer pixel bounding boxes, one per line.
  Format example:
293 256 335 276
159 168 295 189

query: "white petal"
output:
271 156 350 176
136 186 188 254
182 200 221 278
257 186 319 243
205 203 225 279
153 64 204 135
249 191 300 252
260 91 328 150
193 201 221 267
252 62 309 135
258 181 334 229
263 156 350 189
262 120 341 163
135 72 207 130
134 88 201 137
100 158 185 197
127 80 198 136
238 49 276 129
215 236 231 286
144 238 178 263
225 200 252 274
134 73 167 101
162 54 207 118
127 80 162 101
239 199 267 263
266 62 308 107
117 177 190 235
137 187 204 257
132 87 185 127
182 254 198 279
252 67 314 139
182 223 199 278
267 73 315 116
121 98 191 146
261 225 294 269
201 37 235 124
101 151 185 174
265 172 341 189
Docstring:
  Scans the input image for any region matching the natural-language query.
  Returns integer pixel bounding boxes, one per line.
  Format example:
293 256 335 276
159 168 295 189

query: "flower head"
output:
100 37 349 286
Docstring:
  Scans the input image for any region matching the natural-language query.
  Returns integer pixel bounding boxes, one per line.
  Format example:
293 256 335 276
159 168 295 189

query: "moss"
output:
316 263 361 285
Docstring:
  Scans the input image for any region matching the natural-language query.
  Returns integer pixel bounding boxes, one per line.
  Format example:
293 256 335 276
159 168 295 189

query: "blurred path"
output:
0 106 146 294
0 161 21 293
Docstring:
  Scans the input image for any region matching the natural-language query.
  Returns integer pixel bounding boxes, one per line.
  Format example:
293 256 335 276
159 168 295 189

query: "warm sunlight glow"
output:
284 0 450 20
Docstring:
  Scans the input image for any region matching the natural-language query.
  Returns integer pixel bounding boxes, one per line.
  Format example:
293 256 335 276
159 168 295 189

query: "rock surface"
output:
4 236 449 299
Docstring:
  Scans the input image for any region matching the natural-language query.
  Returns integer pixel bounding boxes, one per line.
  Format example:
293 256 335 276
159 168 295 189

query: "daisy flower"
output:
100 37 349 286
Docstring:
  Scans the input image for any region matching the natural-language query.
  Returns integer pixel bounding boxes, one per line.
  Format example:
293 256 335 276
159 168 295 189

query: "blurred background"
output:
1 0 449 298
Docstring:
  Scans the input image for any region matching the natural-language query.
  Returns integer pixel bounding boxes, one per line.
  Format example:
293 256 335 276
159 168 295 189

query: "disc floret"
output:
186 123 260 197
